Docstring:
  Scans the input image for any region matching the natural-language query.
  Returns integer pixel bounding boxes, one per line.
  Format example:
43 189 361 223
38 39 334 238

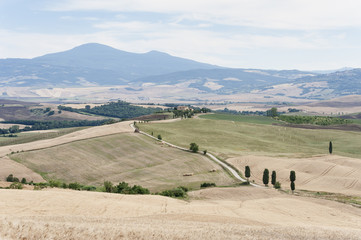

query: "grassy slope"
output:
199 113 278 125
138 117 361 159
10 133 235 192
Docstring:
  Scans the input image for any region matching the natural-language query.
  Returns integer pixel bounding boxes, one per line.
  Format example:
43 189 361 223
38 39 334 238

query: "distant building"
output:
177 106 190 111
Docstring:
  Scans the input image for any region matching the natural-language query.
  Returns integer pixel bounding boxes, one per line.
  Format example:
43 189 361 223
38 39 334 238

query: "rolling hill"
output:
1 43 361 100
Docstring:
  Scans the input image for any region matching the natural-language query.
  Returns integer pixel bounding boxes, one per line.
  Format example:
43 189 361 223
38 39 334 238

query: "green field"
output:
139 117 361 159
10 133 235 192
0 127 86 147
199 113 278 125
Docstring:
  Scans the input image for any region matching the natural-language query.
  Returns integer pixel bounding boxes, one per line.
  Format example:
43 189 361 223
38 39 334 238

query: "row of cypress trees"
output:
245 166 296 193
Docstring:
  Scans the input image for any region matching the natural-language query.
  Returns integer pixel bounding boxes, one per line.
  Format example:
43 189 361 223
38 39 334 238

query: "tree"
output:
104 181 113 193
290 181 295 193
271 170 276 186
266 107 278 117
6 174 14 182
245 166 251 183
157 134 162 140
21 178 27 184
329 141 333 154
290 171 296 182
189 143 199 153
290 170 296 194
262 168 269 186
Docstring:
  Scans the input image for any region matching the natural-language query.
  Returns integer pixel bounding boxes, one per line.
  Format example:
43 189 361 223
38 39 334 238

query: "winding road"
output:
130 123 262 188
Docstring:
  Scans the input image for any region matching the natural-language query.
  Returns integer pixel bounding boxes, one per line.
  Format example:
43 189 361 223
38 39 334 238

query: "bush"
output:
157 134 162 140
160 187 187 198
6 174 14 182
21 178 27 184
104 181 114 193
200 182 216 188
68 182 82 190
274 181 281 189
82 185 97 191
190 143 199 153
112 182 150 194
13 177 20 183
49 180 62 188
203 149 207 155
9 182 23 189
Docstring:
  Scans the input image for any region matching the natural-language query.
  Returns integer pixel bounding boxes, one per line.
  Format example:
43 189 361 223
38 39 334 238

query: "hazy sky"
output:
1 0 361 70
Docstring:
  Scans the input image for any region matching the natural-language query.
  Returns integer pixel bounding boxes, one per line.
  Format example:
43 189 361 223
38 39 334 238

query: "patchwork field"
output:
9 133 234 191
0 187 360 240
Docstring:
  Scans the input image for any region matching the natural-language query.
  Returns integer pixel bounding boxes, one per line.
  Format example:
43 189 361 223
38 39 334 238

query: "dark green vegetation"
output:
199 114 278 125
262 169 269 186
159 186 189 198
245 166 251 183
103 181 150 195
329 141 333 154
200 182 216 188
190 142 199 153
278 115 352 125
58 101 163 119
271 170 276 186
290 171 296 193
139 117 361 158
2 119 113 131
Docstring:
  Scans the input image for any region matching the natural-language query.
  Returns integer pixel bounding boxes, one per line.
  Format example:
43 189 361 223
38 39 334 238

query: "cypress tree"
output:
290 170 296 182
291 181 295 193
262 168 269 186
329 141 333 154
245 166 251 183
271 170 276 186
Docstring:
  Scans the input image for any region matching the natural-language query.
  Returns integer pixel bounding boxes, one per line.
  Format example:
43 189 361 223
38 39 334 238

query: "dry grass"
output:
228 155 361 196
0 188 360 239
9 133 234 191
0 121 133 157
0 156 44 183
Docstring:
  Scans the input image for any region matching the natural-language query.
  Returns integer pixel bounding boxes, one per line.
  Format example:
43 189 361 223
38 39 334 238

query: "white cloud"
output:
48 0 361 30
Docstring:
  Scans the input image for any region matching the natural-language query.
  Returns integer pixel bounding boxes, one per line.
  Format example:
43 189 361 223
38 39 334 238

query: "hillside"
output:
0 187 360 239
9 133 234 191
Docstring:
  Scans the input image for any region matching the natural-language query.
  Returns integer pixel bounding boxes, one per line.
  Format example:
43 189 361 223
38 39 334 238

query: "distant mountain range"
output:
1 43 361 100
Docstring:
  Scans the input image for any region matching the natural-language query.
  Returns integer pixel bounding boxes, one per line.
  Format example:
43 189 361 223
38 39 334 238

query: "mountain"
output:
0 43 219 87
1 43 361 101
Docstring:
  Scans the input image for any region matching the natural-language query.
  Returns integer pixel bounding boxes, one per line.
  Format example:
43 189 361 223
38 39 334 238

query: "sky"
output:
1 0 361 70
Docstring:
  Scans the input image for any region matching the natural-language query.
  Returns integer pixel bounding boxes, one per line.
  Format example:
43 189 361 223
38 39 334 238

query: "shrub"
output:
203 149 207 155
6 174 14 182
200 182 216 188
189 143 199 153
21 178 27 184
68 182 82 190
9 182 23 189
160 187 187 198
104 181 114 193
157 134 162 140
13 177 20 183
49 180 62 188
82 185 97 191
274 181 281 189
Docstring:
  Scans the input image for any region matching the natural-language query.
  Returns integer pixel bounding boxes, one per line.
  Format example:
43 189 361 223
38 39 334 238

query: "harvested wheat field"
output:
0 121 133 157
9 132 234 191
0 156 44 183
0 187 360 240
228 154 361 196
